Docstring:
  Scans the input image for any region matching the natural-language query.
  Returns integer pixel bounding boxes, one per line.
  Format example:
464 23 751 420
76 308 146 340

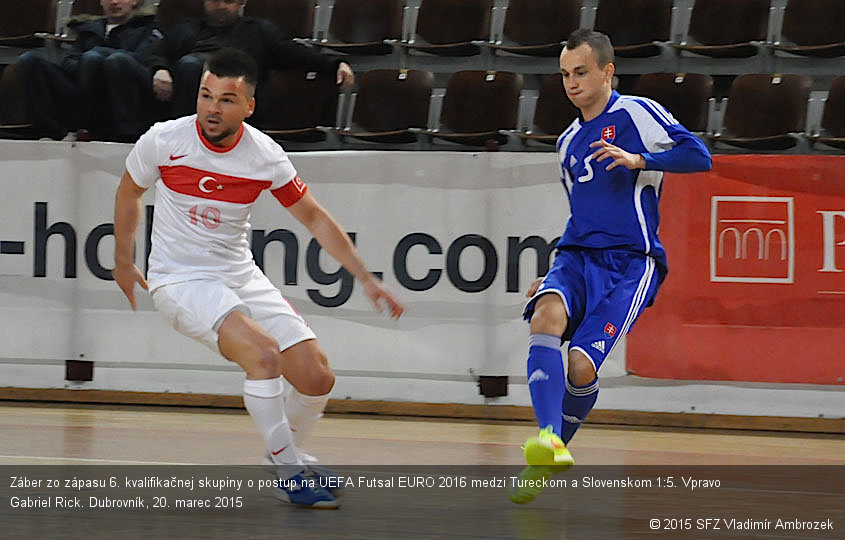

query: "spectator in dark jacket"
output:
149 0 353 121
16 0 161 141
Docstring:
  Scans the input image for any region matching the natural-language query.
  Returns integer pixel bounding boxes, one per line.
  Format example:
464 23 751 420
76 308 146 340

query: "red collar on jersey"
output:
195 119 245 153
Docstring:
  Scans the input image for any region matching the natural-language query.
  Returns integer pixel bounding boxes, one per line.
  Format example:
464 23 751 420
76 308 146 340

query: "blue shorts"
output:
523 248 662 372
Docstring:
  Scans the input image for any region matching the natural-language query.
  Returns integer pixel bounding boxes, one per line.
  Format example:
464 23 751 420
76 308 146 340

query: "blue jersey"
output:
556 90 711 277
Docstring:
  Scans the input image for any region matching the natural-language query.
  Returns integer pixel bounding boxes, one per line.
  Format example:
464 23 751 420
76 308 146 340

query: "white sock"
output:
284 385 330 448
243 378 302 468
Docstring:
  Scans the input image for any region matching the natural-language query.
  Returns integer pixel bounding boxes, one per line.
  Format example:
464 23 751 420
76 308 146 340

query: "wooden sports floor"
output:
1 403 843 539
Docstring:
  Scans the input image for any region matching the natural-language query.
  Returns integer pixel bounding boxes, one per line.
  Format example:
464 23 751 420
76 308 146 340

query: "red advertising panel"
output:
627 155 845 384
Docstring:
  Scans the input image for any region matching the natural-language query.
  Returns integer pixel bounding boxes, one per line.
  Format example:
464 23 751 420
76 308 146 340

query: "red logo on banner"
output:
604 323 617 338
710 196 794 283
601 125 616 142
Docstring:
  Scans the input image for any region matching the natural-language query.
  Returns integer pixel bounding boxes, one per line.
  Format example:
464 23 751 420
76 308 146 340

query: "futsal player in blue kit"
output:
509 29 712 504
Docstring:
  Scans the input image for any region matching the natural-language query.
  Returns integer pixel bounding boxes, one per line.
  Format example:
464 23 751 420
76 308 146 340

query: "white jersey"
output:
126 115 308 291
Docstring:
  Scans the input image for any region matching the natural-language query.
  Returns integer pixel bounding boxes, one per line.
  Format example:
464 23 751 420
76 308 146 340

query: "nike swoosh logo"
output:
271 446 288 456
169 154 187 160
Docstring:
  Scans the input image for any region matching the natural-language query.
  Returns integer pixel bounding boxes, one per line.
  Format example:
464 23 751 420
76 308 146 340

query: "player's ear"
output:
246 96 255 118
604 62 615 83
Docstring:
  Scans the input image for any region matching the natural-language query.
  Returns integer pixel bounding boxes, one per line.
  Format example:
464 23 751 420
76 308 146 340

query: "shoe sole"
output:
263 458 345 497
272 488 340 509
524 437 575 468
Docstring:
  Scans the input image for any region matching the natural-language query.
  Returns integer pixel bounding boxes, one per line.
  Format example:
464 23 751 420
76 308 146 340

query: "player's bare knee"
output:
567 352 597 386
250 341 283 379
530 294 567 335
299 364 334 395
300 349 334 395
316 367 335 395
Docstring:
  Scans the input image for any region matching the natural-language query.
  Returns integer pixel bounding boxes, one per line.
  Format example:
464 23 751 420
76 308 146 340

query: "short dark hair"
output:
565 29 614 67
204 48 259 89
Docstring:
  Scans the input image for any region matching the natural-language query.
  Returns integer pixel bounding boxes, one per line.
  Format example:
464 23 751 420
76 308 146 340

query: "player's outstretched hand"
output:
589 139 645 171
362 278 405 319
113 263 148 311
526 278 544 298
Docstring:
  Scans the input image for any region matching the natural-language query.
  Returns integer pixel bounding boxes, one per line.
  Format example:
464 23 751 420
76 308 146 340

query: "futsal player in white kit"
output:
112 48 404 509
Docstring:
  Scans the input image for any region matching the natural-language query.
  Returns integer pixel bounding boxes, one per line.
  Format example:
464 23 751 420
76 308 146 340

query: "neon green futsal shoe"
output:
509 427 575 504
524 426 575 467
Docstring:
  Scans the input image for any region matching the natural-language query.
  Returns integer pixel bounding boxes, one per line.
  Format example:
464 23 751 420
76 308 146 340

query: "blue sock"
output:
527 333 565 436
561 377 599 444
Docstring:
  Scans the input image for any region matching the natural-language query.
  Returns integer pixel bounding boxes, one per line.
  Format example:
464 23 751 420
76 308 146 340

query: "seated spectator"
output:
16 0 161 142
149 0 354 123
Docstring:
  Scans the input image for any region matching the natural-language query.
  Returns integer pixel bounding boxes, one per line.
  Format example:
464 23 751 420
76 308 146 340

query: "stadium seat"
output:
0 0 56 49
712 73 811 151
593 0 672 58
421 70 522 147
259 69 340 143
156 0 205 33
632 72 713 133
770 0 845 58
672 0 769 58
810 76 845 150
45 0 105 43
70 0 104 16
0 64 33 138
335 69 433 144
484 0 581 58
396 0 493 57
244 0 315 39
310 0 403 55
511 73 578 146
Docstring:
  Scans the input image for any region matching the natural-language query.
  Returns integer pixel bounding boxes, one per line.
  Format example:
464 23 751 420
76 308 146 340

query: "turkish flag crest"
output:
601 125 616 142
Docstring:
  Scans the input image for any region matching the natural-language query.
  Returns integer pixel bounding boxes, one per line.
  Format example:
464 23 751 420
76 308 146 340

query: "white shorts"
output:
151 268 316 355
